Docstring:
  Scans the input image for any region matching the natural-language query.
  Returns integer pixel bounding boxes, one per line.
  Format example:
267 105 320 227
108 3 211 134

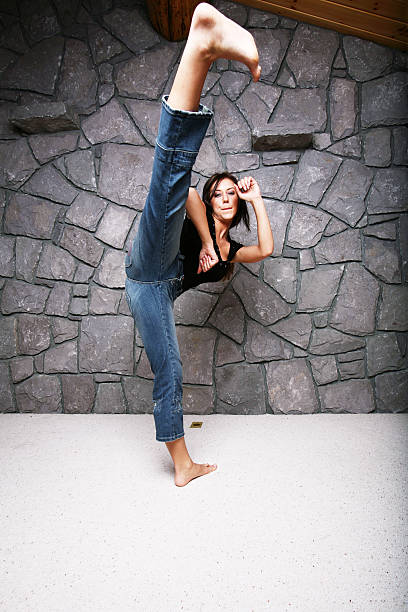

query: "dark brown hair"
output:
202 172 250 231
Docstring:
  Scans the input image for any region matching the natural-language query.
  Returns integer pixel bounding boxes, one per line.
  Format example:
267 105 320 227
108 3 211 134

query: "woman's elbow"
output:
260 241 274 258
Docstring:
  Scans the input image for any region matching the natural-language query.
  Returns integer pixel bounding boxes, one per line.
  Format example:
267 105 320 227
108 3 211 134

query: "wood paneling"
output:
236 0 407 49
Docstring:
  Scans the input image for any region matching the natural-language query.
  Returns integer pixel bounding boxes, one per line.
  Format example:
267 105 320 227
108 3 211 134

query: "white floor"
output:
0 413 407 612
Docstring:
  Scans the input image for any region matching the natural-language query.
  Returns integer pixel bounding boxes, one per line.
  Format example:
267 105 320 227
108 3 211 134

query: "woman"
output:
125 3 273 487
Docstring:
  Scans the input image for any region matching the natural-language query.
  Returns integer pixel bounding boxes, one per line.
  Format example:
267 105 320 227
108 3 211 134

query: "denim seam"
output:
158 285 183 439
162 95 213 118
156 431 185 443
155 140 199 157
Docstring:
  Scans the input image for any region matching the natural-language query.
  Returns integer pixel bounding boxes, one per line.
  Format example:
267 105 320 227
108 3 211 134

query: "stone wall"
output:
0 0 407 414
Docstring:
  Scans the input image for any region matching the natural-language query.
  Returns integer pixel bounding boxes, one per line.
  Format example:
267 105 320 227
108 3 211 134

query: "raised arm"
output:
231 176 274 263
185 187 219 273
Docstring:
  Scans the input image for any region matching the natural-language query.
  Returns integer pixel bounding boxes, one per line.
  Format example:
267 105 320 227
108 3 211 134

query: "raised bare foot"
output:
189 2 261 81
174 461 217 487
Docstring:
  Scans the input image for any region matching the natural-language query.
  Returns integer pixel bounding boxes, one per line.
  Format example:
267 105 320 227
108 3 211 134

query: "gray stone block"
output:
375 370 408 412
233 268 291 325
314 229 361 264
277 67 296 88
338 359 364 380
66 192 107 232
9 102 79 134
5 194 60 241
116 45 178 98
29 131 78 163
367 333 404 376
57 39 97 111
194 138 223 177
263 257 297 303
10 356 33 383
174 290 217 326
0 140 39 189
51 318 78 344
69 297 88 316
0 362 14 412
0 235 15 277
88 24 123 64
220 70 251 101
45 282 71 317
89 286 122 315
248 8 279 27
392 127 408 166
363 128 391 167
297 265 343 312
266 359 318 414
267 88 326 133
330 262 379 335
74 263 94 284
309 327 365 355
366 168 408 214
123 376 154 414
237 82 281 130
252 127 312 151
93 249 126 289
249 166 294 200
319 379 374 413
1 280 49 314
82 98 144 146
98 83 115 106
245 320 292 362
60 226 104 268
103 6 159 55
299 249 315 271
73 285 88 298
377 285 408 331
95 204 136 249
37 243 76 281
94 382 126 413
177 326 217 385
63 149 96 190
23 164 78 205
226 153 259 172
44 340 77 373
309 355 337 385
94 374 121 383
61 374 95 413
98 143 155 209
326 135 361 158
343 36 392 81
79 315 134 374
314 312 328 328
287 205 331 248
363 221 396 240
361 73 408 128
214 94 250 154
249 28 290 84
0 36 63 95
262 151 299 166
124 99 161 147
324 217 349 237
269 313 312 350
286 24 338 87
320 159 373 226
17 314 50 355
338 350 365 362
216 334 244 366
288 150 341 206
0 315 17 358
15 374 61 412
208 288 245 343
216 362 265 414
363 236 401 283
182 385 213 415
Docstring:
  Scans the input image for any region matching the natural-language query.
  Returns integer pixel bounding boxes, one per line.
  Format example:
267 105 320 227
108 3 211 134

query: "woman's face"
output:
210 177 239 224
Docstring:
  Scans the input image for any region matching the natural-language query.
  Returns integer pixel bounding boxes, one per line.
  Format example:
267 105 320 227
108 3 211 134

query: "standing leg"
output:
160 3 260 486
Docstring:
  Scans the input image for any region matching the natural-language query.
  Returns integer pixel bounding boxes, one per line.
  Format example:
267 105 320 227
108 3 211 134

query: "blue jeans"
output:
125 96 212 442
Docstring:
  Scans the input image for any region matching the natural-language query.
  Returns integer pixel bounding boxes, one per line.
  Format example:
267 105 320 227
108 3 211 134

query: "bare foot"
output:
189 3 261 81
174 461 218 487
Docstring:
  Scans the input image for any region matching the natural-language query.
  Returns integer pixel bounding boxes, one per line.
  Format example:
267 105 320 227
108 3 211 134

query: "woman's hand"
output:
235 176 261 202
197 242 218 274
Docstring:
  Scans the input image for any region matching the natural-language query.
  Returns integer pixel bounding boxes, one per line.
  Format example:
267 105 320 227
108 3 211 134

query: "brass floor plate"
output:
190 421 203 428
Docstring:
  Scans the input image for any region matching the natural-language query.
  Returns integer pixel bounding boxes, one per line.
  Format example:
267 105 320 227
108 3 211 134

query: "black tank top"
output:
179 211 243 293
